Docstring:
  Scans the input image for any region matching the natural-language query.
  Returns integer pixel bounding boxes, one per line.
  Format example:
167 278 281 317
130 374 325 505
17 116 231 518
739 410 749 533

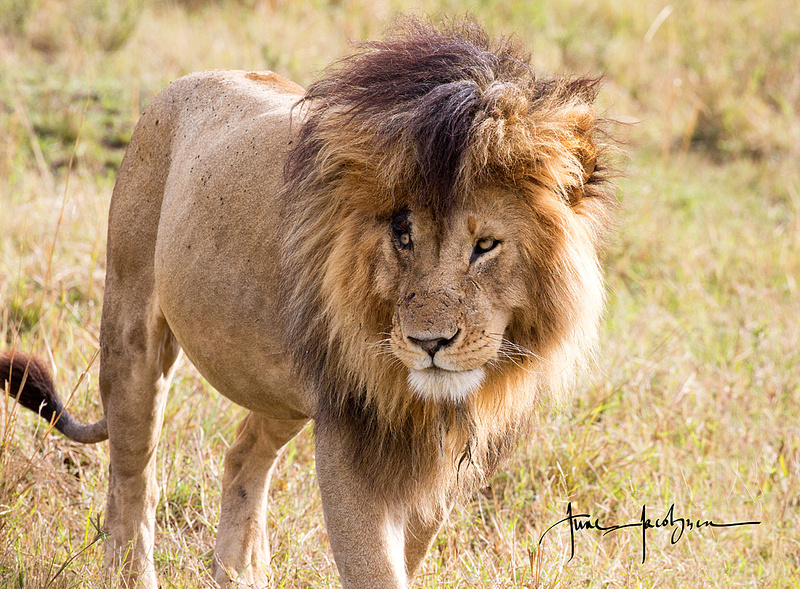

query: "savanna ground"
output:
1 0 798 587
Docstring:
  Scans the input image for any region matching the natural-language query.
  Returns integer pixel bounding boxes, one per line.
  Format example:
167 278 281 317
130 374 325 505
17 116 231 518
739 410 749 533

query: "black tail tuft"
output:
1 350 67 428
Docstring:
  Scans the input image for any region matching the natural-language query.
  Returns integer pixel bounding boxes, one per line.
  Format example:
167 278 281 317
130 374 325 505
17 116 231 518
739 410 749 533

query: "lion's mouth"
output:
407 366 485 403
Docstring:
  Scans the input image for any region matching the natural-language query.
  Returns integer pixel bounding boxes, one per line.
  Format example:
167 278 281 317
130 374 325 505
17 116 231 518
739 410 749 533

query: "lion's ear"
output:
581 152 597 184
547 98 601 198
561 129 599 206
565 103 599 186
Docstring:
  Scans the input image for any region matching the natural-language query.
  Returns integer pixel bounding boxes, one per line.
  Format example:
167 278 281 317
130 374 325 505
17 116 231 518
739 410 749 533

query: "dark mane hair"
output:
285 16 606 216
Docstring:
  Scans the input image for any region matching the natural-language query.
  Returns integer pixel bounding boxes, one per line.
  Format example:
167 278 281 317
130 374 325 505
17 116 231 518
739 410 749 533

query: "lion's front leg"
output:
403 504 452 581
314 426 414 589
212 412 309 588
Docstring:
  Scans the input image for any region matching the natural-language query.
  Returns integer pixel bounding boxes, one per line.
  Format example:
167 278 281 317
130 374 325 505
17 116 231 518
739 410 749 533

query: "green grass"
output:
1 0 799 587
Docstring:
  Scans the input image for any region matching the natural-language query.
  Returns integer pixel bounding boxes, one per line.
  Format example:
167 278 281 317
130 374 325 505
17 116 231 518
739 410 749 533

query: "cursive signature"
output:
539 502 760 563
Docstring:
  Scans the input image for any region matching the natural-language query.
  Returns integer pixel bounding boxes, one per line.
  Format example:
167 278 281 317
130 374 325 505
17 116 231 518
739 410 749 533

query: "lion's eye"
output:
392 225 412 250
474 238 498 255
470 237 499 264
391 209 413 250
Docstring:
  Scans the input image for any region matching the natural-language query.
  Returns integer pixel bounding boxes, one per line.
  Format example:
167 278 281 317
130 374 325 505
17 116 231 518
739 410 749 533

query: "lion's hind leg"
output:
212 412 309 588
99 292 181 589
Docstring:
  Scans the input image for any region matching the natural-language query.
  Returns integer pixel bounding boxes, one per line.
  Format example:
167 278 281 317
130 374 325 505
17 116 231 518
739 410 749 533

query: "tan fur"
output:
4 18 615 589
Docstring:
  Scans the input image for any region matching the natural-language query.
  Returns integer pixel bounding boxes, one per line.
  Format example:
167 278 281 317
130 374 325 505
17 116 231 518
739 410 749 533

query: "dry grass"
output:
1 0 799 587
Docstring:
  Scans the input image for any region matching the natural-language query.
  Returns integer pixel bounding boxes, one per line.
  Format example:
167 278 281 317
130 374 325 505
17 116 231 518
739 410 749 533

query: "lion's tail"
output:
0 350 108 444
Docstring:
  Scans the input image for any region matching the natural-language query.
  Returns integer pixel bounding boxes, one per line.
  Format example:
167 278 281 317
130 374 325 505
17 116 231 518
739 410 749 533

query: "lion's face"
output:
373 188 554 403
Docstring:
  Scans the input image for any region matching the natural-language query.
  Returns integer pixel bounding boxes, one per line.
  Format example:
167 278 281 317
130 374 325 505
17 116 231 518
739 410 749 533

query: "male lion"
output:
2 18 615 589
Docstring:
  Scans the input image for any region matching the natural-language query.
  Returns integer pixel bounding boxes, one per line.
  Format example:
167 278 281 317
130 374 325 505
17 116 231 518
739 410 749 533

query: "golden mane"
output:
278 17 616 516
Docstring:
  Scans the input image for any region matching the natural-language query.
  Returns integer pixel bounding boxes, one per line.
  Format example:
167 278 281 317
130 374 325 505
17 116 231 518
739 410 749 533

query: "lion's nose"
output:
408 330 459 357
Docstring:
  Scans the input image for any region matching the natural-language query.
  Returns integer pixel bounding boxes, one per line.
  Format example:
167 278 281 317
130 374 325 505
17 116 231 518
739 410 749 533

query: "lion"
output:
1 17 615 589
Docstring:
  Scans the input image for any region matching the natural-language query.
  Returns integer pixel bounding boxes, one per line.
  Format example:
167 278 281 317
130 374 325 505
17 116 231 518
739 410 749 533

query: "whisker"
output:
365 337 394 352
499 338 544 363
481 332 548 376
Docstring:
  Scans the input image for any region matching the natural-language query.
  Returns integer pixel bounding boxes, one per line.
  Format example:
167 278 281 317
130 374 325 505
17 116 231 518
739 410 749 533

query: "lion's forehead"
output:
399 192 524 238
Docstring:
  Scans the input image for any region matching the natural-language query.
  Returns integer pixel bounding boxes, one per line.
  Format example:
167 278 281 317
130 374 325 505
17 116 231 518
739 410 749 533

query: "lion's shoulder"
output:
140 69 304 133
243 71 305 95
166 69 304 95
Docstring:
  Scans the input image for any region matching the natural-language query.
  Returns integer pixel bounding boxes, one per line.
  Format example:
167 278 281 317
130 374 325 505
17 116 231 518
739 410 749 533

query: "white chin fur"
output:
407 367 485 403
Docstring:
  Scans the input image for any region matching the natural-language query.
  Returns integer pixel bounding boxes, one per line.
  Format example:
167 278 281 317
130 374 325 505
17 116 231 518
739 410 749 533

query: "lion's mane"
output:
278 17 615 518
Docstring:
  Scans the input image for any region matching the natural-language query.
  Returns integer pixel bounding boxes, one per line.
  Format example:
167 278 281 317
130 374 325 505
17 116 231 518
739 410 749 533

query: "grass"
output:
1 0 799 587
